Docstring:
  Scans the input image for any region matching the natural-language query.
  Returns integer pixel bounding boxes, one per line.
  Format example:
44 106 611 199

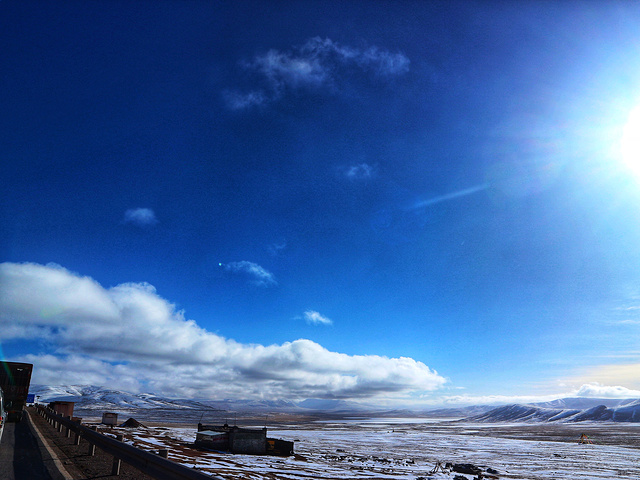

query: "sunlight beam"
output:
621 105 640 175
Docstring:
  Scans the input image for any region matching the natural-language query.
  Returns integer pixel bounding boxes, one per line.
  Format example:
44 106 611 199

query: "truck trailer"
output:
0 362 33 422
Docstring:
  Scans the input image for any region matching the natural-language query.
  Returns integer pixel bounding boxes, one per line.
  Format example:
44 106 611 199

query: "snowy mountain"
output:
31 385 214 410
31 385 640 422
532 397 637 410
423 405 495 418
31 385 379 415
469 399 640 423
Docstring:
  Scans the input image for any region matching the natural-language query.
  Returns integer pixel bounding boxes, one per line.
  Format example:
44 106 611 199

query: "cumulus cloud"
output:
223 261 277 287
225 37 410 110
574 383 640 398
303 310 333 326
0 262 446 400
123 208 158 227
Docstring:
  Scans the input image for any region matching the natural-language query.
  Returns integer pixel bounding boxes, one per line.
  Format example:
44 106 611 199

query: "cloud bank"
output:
0 262 445 401
426 383 640 408
225 37 410 109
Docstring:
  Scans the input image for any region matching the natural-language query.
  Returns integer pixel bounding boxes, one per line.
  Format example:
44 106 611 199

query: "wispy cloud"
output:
341 163 375 181
303 310 333 326
0 262 446 401
412 184 490 210
225 37 410 110
222 90 269 110
223 261 277 287
123 208 158 227
268 240 287 257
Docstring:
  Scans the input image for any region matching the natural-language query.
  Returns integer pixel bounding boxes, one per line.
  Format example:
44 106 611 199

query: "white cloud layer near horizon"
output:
0 262 445 401
224 37 410 110
431 383 640 408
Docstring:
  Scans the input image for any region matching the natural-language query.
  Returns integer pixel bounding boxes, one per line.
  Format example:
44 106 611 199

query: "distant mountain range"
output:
31 385 640 422
30 385 373 415
469 398 640 423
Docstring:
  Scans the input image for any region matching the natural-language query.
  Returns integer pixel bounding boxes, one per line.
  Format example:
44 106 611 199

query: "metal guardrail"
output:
36 405 224 480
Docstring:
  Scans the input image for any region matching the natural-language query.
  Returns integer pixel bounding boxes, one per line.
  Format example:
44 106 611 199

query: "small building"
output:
50 401 74 417
196 423 293 456
195 430 230 451
102 412 118 425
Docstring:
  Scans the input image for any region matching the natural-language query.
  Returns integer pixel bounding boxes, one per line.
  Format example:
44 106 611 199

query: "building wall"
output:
51 401 75 417
229 428 267 455
267 438 294 456
195 431 229 451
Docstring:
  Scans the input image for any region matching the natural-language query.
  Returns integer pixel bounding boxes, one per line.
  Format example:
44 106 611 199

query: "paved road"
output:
0 420 54 480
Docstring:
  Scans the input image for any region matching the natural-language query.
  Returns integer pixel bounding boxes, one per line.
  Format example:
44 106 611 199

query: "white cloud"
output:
268 240 287 257
123 208 158 227
222 89 269 110
359 46 411 76
224 261 277 287
0 262 446 401
342 163 374 181
226 37 410 110
575 382 640 398
253 48 329 90
429 383 640 408
303 310 332 326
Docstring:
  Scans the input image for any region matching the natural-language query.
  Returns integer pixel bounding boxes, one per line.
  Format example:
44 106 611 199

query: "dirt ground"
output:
28 408 156 480
31 407 640 480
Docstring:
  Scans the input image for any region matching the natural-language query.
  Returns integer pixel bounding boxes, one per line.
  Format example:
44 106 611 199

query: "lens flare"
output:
621 105 640 175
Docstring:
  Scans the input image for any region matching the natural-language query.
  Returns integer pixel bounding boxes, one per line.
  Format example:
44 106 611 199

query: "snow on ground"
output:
96 418 640 480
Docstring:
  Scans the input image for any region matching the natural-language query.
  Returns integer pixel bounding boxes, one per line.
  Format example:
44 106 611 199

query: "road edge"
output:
25 409 76 480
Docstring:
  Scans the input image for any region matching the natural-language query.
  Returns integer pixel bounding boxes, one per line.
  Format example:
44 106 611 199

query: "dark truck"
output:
0 362 33 422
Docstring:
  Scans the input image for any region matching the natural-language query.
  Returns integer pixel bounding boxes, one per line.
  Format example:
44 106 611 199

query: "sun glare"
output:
621 105 640 175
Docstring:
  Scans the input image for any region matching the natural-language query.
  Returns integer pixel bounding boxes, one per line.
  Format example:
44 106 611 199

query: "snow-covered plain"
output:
96 417 640 480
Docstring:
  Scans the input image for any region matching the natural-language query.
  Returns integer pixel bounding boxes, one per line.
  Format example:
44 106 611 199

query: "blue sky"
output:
2 1 640 406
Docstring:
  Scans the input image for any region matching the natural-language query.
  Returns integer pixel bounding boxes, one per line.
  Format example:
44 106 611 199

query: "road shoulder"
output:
25 408 81 480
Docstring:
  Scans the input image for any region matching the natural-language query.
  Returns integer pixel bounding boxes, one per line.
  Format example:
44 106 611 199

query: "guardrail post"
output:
111 435 124 476
111 457 121 476
74 431 81 445
88 426 97 456
65 416 72 437
158 449 168 458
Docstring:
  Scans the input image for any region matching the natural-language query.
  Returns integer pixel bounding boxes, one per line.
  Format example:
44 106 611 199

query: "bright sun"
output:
621 105 640 174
